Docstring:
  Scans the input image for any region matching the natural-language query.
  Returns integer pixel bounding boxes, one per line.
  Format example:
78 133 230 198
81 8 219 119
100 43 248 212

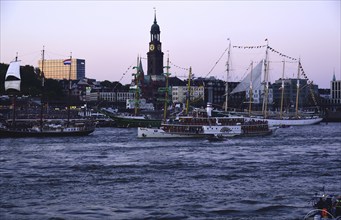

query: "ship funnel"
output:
206 103 213 117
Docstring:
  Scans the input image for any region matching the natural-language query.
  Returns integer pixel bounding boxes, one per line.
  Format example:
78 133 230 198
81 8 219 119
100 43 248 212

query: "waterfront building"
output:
38 59 85 80
87 91 134 103
193 77 244 110
319 72 341 121
244 86 273 111
200 77 225 105
171 85 205 105
126 98 155 110
331 73 341 104
272 78 318 111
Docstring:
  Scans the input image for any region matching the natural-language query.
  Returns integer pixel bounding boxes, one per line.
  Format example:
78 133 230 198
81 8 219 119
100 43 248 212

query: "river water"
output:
0 123 340 220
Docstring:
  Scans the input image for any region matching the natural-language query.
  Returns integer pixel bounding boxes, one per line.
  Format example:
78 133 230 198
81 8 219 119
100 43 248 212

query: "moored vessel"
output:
227 40 323 127
246 115 323 127
104 111 161 128
0 119 95 138
0 50 96 138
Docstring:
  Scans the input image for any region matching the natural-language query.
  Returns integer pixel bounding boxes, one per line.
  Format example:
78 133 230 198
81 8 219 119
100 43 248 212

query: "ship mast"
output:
225 39 231 112
40 46 45 130
12 53 19 127
262 39 270 118
248 61 253 116
132 56 140 116
185 66 192 115
295 58 301 118
163 53 171 122
67 52 72 127
263 61 270 118
280 59 285 119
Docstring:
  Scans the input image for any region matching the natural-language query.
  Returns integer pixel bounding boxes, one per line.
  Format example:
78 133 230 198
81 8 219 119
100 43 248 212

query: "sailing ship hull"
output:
0 128 95 138
111 115 162 128
248 117 323 126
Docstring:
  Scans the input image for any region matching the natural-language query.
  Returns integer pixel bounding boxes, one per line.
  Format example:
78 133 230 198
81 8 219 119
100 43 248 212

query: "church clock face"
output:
157 45 161 51
149 44 155 51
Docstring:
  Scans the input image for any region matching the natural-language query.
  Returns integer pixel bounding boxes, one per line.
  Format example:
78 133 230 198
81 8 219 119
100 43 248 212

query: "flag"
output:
63 59 71 65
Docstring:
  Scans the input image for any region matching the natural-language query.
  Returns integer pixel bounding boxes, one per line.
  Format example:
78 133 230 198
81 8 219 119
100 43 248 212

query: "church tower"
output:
147 11 164 81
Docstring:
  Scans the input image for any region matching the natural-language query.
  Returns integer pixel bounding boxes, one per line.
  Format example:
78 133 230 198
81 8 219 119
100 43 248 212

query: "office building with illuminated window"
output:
38 59 85 80
331 77 341 104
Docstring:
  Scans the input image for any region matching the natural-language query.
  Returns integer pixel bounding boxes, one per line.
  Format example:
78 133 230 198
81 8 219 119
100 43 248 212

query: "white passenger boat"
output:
138 103 273 138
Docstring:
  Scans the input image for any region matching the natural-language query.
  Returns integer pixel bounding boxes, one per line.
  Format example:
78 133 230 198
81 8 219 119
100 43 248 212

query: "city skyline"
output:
1 1 340 88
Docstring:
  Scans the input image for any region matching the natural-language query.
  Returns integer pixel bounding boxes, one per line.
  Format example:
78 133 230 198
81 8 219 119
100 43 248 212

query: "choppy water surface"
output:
0 123 340 219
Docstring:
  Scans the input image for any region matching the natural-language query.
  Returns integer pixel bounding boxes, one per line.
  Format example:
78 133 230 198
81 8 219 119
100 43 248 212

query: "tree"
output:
100 80 113 90
0 63 66 100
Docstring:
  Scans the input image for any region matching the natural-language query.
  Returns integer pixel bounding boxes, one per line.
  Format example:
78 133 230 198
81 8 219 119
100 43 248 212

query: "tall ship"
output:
0 50 96 138
229 60 322 126
225 39 322 126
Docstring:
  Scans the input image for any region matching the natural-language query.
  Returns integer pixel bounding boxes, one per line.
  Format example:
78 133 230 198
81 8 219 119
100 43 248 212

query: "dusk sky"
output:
1 1 340 88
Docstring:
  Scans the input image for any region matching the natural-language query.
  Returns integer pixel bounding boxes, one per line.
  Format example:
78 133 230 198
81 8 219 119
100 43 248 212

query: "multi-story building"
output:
244 86 273 110
38 59 85 80
319 73 341 121
272 78 318 111
87 91 134 103
171 85 205 104
126 98 155 110
193 77 245 110
331 75 341 104
200 77 225 106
